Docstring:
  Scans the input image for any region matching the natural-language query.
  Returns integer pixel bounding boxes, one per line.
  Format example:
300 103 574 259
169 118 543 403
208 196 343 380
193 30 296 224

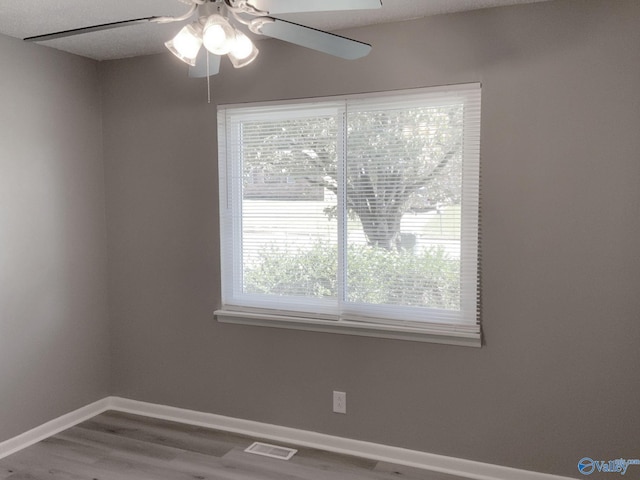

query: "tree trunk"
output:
355 205 403 250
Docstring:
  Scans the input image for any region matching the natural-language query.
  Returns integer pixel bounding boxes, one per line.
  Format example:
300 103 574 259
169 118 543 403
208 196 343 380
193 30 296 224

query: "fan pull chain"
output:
207 53 211 104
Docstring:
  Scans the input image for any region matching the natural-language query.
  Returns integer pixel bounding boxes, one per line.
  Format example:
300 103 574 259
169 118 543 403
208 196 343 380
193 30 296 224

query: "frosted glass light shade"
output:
203 14 236 55
228 31 259 68
165 23 203 66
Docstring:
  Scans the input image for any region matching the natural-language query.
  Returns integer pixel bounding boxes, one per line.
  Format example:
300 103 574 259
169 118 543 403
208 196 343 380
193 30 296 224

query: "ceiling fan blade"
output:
255 18 371 60
247 0 382 15
189 50 221 78
24 17 159 42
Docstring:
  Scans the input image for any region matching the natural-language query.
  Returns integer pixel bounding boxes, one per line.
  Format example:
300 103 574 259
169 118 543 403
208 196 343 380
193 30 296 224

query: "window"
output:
216 84 481 346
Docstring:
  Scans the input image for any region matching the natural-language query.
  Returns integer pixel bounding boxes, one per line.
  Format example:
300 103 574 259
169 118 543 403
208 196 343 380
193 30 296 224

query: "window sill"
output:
214 309 481 347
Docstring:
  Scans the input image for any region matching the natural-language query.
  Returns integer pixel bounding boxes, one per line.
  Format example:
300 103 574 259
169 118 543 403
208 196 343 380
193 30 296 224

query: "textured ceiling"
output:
0 0 552 60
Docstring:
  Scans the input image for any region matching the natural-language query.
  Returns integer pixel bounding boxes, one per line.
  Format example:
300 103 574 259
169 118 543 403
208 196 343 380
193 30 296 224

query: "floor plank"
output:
0 412 470 480
374 461 470 480
82 411 246 457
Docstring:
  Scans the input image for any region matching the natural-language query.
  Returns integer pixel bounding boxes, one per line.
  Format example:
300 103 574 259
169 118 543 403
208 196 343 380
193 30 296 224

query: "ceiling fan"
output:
24 0 382 78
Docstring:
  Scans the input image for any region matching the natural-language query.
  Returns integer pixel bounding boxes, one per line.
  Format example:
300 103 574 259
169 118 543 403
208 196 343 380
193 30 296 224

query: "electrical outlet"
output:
333 391 346 414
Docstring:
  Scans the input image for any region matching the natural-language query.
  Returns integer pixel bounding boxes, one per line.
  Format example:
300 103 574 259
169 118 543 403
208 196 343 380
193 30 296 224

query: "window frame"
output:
216 84 482 347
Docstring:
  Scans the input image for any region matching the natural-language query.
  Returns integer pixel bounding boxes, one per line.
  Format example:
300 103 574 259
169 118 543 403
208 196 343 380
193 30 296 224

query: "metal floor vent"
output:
244 442 298 460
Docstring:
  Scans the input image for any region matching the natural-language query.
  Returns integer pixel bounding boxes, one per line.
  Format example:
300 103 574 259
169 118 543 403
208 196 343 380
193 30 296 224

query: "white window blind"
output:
217 84 481 346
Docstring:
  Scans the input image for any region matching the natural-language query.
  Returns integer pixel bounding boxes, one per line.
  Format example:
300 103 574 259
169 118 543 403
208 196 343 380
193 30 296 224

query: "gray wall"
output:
101 0 640 477
0 35 110 440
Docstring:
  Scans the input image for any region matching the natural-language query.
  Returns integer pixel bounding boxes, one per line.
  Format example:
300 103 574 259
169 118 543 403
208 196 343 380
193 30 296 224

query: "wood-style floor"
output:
0 411 466 480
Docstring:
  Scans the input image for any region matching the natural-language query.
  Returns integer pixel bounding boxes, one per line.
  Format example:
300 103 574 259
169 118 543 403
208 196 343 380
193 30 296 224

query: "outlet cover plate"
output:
333 391 346 414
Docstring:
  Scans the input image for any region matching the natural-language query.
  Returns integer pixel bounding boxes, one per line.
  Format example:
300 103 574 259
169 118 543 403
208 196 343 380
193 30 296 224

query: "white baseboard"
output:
0 398 111 460
107 397 575 480
0 396 576 480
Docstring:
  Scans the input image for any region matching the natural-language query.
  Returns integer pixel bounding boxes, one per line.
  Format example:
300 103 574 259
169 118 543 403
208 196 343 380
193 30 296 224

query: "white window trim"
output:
216 84 482 347
215 309 481 347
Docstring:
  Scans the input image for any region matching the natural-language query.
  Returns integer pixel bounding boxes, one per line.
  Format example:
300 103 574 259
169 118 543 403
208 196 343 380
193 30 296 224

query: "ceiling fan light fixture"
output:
25 0 379 79
228 31 259 68
203 14 236 55
165 22 203 66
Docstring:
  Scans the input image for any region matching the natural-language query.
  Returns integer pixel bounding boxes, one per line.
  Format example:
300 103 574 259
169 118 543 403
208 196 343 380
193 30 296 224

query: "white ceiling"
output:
0 0 552 61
